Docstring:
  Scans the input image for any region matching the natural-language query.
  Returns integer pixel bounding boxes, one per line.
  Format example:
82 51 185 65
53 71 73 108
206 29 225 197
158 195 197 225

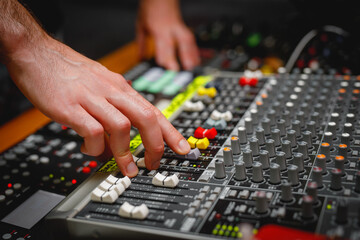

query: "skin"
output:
0 0 199 177
137 0 200 70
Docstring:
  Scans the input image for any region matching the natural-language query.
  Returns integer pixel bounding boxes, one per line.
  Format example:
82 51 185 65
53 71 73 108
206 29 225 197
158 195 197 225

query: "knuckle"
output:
151 144 164 155
113 118 131 133
141 107 157 122
85 123 104 138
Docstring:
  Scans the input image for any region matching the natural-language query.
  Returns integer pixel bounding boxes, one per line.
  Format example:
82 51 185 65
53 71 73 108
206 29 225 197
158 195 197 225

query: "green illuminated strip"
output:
147 70 176 93
98 75 212 173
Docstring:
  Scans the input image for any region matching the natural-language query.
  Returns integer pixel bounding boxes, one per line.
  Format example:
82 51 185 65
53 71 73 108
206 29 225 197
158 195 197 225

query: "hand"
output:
4 36 191 177
136 0 200 71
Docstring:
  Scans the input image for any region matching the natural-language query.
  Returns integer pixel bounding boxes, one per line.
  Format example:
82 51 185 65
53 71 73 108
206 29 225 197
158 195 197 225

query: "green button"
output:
212 229 218 235
247 32 261 48
147 71 176 93
132 76 150 91
224 231 230 237
162 83 182 96
234 226 239 232
228 225 233 231
215 224 221 229
231 232 236 237
221 224 227 230
218 230 224 236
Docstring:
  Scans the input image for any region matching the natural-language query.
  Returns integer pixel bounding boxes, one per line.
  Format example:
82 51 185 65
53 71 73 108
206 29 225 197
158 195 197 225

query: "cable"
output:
285 25 349 72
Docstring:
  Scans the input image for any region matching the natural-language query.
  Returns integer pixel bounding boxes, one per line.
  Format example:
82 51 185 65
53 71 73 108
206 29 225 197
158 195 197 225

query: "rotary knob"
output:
235 161 247 181
255 191 269 214
214 159 226 179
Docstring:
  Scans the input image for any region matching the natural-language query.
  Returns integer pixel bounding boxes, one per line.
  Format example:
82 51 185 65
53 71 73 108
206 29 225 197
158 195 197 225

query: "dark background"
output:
1 0 359 126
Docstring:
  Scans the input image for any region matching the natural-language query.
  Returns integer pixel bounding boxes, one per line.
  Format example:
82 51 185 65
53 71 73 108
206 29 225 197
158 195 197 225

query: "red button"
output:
239 76 249 86
249 77 258 87
194 127 205 139
206 128 218 139
89 161 98 168
82 167 91 174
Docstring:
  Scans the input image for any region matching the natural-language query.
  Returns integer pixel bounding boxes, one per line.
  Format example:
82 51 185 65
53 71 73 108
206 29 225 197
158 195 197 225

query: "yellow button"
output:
197 87 217 98
187 136 198 149
196 137 210 150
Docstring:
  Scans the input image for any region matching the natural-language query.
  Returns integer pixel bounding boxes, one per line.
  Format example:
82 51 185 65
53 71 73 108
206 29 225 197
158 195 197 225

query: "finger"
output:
136 24 147 60
107 93 165 170
64 105 105 156
154 33 179 71
175 27 201 70
81 97 138 177
155 110 190 155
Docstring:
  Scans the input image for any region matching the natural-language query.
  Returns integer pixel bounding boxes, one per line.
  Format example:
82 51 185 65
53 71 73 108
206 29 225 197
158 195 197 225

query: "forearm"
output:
0 0 48 63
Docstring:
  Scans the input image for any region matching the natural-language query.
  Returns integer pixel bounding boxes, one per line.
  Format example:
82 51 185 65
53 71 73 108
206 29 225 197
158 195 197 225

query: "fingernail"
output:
178 139 190 153
126 162 138 176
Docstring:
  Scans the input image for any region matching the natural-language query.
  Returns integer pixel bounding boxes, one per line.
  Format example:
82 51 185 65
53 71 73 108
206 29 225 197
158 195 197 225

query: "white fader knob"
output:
91 187 118 203
118 202 149 220
152 173 179 188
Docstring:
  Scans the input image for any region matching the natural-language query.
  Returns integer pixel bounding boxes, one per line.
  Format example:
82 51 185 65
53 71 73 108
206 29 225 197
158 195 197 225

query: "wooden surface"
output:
0 39 154 153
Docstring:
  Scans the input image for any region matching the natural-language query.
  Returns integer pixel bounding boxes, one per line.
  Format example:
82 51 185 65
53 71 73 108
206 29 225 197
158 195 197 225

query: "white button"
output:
13 183 22 190
119 202 149 220
131 204 149 220
40 157 50 164
211 110 222 120
105 175 120 185
152 173 179 188
119 176 131 189
118 202 134 218
99 181 114 192
63 141 77 151
5 189 14 196
28 154 39 161
135 157 146 168
152 173 167 186
223 111 233 121
91 187 118 203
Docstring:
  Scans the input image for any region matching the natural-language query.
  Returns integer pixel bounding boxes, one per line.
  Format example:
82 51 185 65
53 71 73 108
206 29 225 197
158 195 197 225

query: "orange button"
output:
321 142 330 147
338 88 346 94
317 154 326 159
353 89 360 94
224 147 231 152
335 156 344 160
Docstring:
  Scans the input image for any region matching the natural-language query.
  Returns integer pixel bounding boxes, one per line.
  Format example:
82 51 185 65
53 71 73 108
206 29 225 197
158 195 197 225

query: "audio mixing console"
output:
1 13 360 239
45 67 360 240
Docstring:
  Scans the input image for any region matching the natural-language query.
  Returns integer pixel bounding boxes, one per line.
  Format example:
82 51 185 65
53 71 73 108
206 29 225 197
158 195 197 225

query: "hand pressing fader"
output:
0 0 191 178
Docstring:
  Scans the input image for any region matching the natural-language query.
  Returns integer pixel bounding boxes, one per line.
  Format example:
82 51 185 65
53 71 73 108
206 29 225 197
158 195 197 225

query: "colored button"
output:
82 167 91 174
89 161 98 168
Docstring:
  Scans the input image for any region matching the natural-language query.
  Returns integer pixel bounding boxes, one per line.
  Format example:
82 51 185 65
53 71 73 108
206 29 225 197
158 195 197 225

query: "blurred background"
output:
1 0 359 126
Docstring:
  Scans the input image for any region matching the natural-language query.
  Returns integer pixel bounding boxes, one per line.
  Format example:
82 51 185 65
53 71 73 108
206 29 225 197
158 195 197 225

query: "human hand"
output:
136 0 200 71
4 36 191 177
